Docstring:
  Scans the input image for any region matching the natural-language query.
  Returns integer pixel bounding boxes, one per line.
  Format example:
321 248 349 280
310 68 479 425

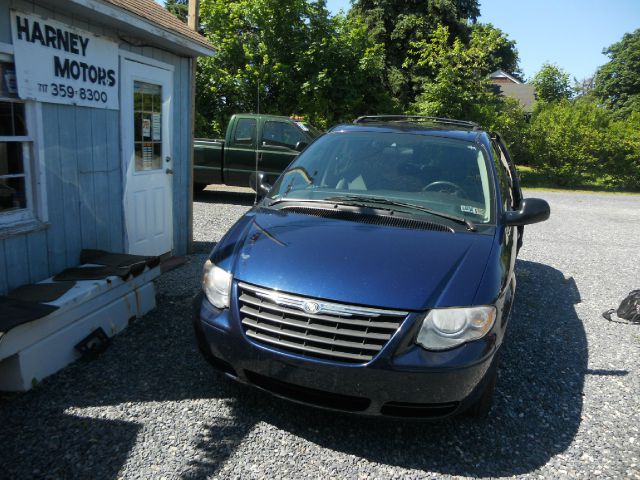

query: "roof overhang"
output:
34 0 215 57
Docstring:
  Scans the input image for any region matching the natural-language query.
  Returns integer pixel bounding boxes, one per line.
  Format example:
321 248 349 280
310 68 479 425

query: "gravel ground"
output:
1 188 638 479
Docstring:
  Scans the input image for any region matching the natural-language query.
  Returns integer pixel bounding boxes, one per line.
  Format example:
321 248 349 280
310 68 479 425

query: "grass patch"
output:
516 165 640 194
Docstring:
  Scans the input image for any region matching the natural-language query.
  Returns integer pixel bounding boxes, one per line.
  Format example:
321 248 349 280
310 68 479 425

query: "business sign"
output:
10 10 119 110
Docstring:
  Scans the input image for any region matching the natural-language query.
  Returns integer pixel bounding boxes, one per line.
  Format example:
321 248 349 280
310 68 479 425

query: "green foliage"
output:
409 24 512 122
528 98 640 189
531 63 571 104
163 0 638 191
297 14 398 128
469 23 523 80
350 0 481 108
193 0 391 136
165 0 188 23
594 29 640 118
484 97 531 165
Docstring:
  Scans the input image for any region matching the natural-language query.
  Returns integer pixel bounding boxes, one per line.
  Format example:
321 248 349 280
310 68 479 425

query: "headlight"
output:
416 306 496 351
202 259 232 308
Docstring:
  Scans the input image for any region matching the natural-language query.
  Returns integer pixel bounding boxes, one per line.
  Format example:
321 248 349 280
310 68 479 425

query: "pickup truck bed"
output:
194 139 224 188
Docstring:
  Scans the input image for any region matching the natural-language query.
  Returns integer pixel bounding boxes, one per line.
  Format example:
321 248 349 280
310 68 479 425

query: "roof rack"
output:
353 115 480 130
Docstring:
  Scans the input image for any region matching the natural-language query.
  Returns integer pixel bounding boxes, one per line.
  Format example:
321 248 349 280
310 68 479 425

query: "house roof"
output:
489 70 522 84
490 83 537 113
102 0 212 53
35 0 214 57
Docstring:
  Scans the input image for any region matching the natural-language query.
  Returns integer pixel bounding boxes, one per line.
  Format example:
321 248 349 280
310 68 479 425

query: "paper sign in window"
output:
142 118 151 139
152 113 161 141
142 142 153 170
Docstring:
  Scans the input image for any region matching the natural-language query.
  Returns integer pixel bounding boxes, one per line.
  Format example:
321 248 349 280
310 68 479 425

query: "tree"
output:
594 29 640 118
410 24 513 123
165 0 188 23
191 0 391 136
470 23 523 80
350 0 480 109
297 13 396 127
531 63 571 104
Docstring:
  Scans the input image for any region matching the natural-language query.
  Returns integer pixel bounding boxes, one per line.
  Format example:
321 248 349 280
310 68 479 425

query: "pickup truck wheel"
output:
465 357 498 418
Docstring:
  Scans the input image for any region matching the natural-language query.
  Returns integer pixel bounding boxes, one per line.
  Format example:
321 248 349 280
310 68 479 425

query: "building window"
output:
0 61 37 226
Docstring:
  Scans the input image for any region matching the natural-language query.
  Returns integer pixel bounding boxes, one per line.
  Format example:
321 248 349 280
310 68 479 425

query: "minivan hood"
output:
214 207 495 311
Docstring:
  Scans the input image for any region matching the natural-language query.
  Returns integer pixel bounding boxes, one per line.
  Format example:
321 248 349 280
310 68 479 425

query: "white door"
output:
121 59 173 256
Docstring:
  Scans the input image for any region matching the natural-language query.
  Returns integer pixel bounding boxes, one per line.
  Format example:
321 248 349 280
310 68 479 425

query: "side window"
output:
262 121 303 149
233 118 256 145
491 142 513 211
1 60 36 225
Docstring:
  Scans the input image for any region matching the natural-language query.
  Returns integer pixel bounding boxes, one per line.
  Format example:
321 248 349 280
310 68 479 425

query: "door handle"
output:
165 168 174 175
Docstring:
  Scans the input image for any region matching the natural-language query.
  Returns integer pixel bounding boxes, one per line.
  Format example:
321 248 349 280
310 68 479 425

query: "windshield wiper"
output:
266 197 331 206
324 195 477 231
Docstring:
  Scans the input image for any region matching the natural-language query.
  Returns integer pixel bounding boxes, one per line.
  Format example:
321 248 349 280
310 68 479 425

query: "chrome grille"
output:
238 282 407 364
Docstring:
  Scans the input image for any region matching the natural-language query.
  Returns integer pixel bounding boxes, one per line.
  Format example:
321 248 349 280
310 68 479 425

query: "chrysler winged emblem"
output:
303 301 320 314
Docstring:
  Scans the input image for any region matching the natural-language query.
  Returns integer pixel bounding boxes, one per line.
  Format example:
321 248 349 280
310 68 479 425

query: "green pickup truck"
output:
193 114 322 190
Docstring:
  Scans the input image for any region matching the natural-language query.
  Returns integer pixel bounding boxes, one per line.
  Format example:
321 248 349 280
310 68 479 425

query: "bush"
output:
477 97 532 165
527 99 640 189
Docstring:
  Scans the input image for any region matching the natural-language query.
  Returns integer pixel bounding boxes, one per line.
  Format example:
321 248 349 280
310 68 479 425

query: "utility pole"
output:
187 0 199 254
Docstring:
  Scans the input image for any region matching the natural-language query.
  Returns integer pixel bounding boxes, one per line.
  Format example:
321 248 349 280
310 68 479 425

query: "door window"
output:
262 121 304 149
233 118 256 146
491 142 514 210
133 81 162 171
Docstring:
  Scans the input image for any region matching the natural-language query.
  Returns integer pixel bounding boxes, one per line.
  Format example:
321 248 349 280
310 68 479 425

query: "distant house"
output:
489 70 536 114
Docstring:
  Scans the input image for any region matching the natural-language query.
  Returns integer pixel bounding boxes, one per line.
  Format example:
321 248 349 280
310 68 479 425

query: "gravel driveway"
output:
1 189 638 479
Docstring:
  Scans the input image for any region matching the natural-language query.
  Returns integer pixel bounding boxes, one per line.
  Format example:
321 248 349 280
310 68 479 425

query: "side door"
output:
121 59 173 256
223 117 258 187
259 120 305 178
493 134 524 251
491 140 518 292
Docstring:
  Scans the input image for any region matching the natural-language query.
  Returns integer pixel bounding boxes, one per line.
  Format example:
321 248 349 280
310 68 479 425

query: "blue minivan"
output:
193 116 550 418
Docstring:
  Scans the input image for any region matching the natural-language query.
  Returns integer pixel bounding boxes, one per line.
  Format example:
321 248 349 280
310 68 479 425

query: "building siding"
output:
0 0 194 294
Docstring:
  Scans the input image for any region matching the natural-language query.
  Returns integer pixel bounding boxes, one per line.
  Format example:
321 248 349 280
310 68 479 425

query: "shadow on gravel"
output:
0 258 586 479
194 189 255 207
0 264 240 479
188 259 587 478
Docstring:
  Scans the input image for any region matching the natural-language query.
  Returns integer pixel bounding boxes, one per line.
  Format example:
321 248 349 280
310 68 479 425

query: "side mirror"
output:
249 171 271 199
294 141 308 152
504 198 550 226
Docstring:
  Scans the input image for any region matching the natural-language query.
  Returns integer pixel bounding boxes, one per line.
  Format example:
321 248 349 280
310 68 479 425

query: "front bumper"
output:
193 287 500 418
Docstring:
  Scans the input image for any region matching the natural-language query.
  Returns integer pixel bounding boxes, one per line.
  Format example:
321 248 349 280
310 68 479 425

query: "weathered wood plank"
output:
26 229 49 283
76 107 97 250
42 103 67 274
92 109 110 250
4 235 29 290
106 109 124 252
0 0 10 44
176 56 191 255
58 105 82 266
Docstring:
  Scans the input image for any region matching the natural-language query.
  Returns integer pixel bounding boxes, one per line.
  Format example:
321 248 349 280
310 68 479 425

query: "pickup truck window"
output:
262 121 304 150
234 118 257 145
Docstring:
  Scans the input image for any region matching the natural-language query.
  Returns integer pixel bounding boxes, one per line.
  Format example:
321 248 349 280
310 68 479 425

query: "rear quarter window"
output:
234 118 257 145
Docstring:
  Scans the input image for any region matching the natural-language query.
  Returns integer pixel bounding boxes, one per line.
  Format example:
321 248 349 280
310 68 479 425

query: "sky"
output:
325 0 640 81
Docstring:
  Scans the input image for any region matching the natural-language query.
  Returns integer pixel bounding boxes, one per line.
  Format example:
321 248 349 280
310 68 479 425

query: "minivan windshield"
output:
267 131 494 224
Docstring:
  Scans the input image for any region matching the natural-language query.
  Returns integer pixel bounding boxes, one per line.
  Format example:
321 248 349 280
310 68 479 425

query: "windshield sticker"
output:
295 121 309 132
461 205 485 215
